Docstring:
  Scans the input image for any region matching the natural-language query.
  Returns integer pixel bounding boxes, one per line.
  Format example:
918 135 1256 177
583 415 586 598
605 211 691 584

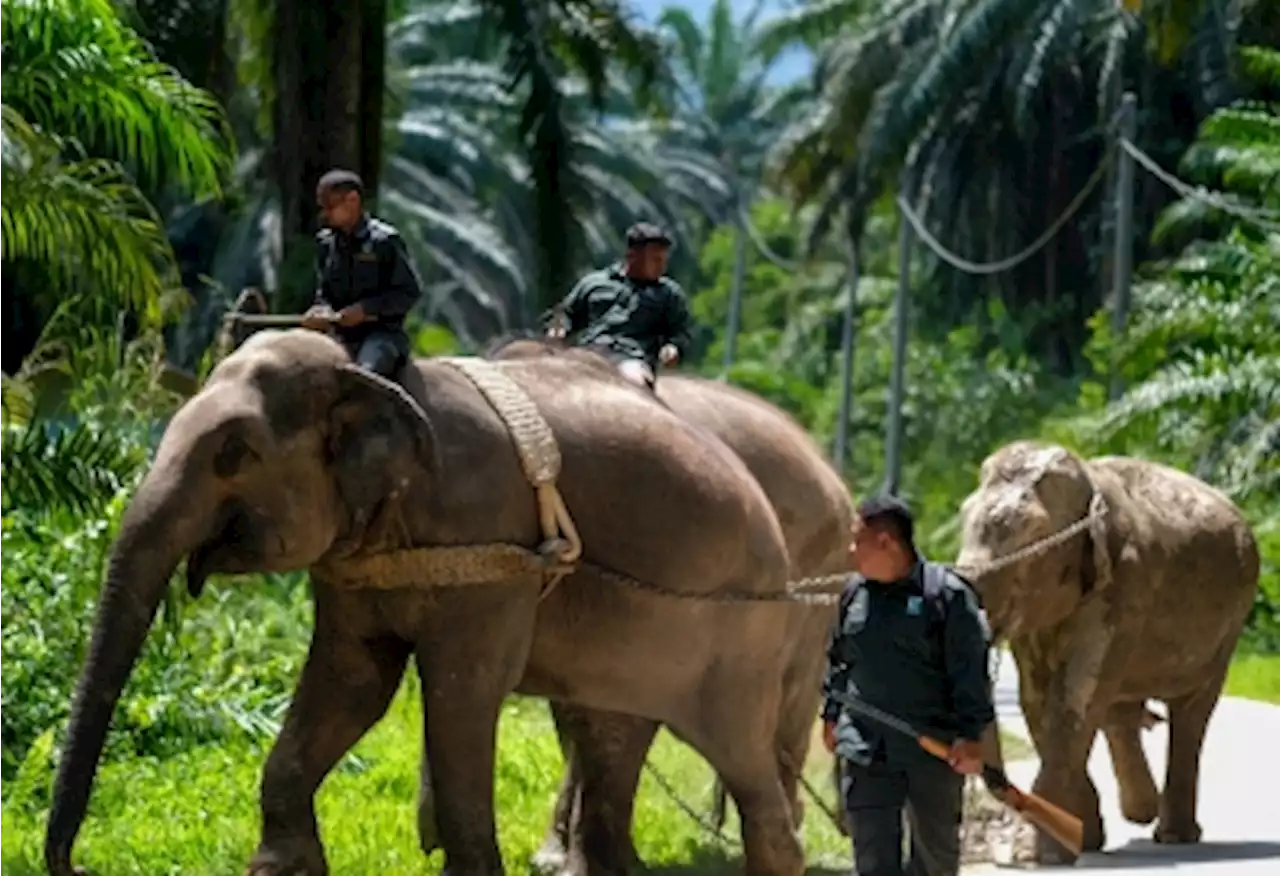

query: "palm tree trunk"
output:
722 201 747 373
274 0 384 257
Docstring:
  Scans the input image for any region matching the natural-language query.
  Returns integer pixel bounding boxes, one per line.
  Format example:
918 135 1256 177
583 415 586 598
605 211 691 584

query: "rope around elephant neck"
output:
954 491 1110 581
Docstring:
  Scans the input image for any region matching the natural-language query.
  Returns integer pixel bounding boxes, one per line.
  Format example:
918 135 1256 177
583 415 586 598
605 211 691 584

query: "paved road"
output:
973 651 1280 875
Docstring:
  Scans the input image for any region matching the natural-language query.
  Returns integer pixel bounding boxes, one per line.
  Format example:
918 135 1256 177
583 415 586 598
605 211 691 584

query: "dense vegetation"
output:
2 0 1276 870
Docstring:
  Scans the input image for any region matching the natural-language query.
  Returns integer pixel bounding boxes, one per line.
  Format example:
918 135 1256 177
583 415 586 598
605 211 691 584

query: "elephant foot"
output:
244 839 326 876
1033 831 1081 867
1154 818 1202 845
1119 787 1158 826
530 836 568 876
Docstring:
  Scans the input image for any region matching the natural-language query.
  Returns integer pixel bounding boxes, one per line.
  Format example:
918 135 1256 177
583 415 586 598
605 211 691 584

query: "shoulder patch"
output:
366 217 399 237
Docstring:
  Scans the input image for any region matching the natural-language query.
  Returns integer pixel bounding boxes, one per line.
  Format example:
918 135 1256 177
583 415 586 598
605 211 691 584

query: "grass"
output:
0 677 856 876
0 672 1042 876
1225 652 1280 704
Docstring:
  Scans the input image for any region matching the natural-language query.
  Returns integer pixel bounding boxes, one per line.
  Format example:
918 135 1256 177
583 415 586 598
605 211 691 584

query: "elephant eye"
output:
214 432 258 478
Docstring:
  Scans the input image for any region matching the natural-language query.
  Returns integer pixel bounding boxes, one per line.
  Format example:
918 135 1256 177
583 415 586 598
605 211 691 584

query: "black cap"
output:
625 222 673 248
317 168 364 195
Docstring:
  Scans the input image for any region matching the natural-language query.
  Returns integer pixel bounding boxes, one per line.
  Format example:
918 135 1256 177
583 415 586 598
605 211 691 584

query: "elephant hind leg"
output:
674 684 804 876
1156 648 1231 845
1103 702 1159 826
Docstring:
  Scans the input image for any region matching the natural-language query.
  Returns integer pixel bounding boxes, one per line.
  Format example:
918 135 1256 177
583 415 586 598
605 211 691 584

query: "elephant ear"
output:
327 364 437 534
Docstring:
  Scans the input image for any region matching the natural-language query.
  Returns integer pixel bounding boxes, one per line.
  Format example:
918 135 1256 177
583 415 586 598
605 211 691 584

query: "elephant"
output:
460 335 854 876
954 440 1260 864
44 329 821 876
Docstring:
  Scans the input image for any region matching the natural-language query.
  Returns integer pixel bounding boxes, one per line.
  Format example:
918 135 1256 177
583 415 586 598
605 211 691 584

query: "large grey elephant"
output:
955 440 1260 864
461 338 854 876
44 330 819 876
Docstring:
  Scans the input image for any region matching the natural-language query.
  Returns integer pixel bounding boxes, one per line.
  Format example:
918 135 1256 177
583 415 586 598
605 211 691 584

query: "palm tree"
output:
760 0 1245 370
249 0 672 314
1 0 234 374
379 1 734 345
1092 43 1279 501
653 0 813 368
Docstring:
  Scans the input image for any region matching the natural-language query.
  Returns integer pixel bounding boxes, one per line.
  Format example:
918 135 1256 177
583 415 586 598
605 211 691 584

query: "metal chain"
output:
641 760 741 849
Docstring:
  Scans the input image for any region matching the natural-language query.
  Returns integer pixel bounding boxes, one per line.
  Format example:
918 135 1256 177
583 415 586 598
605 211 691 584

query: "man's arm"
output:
820 582 858 723
661 280 694 357
542 274 592 334
360 234 423 320
943 580 996 741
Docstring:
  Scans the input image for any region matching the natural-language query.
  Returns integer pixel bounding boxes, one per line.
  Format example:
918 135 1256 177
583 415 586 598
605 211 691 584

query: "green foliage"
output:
2 0 233 198
689 197 1078 556
1071 48 1280 650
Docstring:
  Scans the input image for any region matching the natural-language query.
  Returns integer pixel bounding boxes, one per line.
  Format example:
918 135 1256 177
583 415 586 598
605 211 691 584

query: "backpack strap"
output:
922 561 992 645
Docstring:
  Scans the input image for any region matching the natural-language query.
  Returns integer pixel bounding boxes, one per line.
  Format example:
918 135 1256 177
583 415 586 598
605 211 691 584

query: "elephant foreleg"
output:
1015 645 1107 863
246 599 411 876
536 703 657 876
531 702 587 874
415 585 539 876
1156 646 1231 845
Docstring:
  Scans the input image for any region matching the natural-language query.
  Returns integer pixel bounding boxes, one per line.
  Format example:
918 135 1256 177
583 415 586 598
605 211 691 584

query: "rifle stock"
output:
917 732 1083 856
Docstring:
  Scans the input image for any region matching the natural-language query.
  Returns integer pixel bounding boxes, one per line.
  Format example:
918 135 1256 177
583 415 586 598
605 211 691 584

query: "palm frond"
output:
1 0 233 198
1 107 179 318
1 419 148 519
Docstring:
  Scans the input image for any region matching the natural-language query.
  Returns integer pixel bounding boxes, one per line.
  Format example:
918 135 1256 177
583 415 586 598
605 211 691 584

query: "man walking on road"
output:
822 495 996 876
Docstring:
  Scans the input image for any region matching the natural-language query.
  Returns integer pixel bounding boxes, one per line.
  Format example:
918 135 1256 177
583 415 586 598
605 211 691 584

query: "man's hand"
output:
658 343 680 367
300 305 336 331
822 720 837 754
337 303 367 327
948 738 983 775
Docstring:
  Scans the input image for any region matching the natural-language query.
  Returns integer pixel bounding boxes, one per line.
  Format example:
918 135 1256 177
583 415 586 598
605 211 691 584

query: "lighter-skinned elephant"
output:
427 336 853 876
955 440 1260 864
45 329 815 876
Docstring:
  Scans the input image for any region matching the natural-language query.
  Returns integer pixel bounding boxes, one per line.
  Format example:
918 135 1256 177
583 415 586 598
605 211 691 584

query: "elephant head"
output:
955 440 1111 642
45 329 435 875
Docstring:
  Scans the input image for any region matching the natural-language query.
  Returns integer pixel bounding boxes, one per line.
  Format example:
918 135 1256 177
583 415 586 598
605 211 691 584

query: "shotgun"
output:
829 692 1084 857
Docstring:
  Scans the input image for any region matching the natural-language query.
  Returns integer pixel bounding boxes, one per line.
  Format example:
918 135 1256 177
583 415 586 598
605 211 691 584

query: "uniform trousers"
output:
338 328 411 380
840 754 965 876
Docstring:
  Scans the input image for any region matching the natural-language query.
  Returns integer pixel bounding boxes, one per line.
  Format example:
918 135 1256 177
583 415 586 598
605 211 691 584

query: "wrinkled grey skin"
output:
476 359 855 876
44 330 812 876
956 441 1259 864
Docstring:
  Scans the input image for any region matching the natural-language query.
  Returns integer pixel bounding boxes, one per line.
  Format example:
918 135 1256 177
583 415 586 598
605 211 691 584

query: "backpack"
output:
921 561 991 644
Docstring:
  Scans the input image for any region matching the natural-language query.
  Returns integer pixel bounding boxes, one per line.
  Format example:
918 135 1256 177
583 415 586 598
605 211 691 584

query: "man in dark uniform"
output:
821 495 995 876
544 221 694 389
301 168 423 380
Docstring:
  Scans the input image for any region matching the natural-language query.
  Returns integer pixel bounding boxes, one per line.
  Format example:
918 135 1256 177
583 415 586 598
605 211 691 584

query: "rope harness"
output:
317 356 854 604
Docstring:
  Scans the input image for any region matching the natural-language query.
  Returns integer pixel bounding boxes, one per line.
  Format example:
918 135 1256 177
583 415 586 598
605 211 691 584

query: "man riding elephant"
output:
300 168 424 381
544 222 694 390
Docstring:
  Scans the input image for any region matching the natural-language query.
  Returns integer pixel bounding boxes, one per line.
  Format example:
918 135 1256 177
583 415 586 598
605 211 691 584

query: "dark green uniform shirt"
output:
314 214 423 344
547 263 694 372
821 556 995 767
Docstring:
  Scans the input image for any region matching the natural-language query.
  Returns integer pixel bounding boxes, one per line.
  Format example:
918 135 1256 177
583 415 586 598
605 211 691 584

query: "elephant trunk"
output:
45 482 206 876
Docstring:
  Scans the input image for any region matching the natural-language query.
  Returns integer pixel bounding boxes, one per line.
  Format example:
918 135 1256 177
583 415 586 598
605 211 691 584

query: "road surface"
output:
971 651 1280 875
